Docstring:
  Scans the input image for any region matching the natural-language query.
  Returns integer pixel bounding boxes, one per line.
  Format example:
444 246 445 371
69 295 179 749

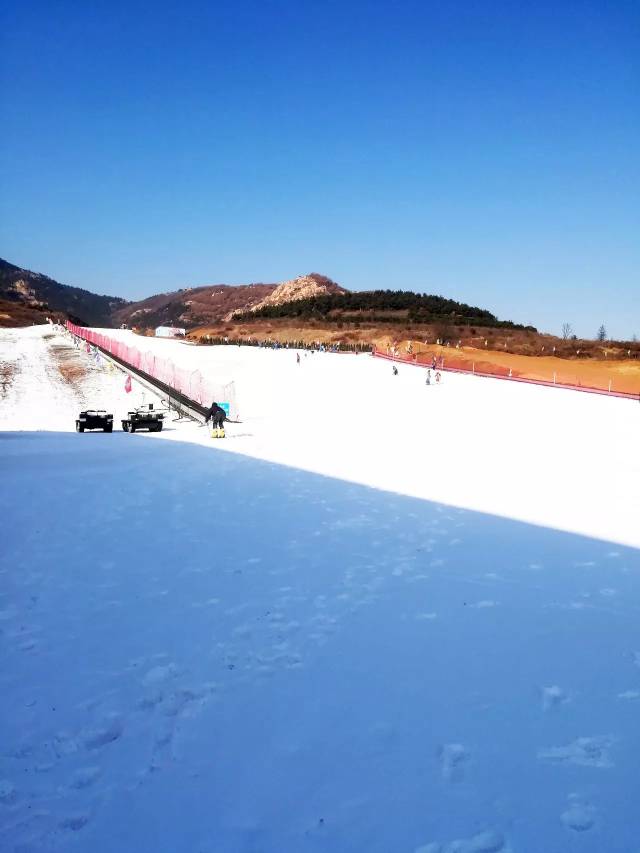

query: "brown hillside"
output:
114 273 347 330
0 258 128 326
0 298 65 328
112 283 277 329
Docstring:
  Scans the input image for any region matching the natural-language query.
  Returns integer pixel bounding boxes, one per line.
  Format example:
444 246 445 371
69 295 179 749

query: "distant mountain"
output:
113 273 346 329
0 258 128 327
112 283 278 329
0 260 347 330
0 258 532 336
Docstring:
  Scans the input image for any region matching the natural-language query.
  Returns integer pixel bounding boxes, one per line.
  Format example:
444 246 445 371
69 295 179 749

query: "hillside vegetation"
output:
0 258 128 327
238 289 536 331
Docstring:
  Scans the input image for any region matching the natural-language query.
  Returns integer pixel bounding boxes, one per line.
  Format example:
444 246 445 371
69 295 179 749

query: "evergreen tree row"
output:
238 290 535 331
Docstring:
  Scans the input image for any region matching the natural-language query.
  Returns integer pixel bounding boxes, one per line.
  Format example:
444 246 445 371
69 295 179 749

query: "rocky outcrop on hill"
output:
116 273 346 329
245 273 345 316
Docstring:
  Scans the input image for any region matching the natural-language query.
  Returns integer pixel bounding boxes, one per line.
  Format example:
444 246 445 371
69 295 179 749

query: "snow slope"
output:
1 325 639 852
0 326 158 432
95 327 639 547
2 433 640 853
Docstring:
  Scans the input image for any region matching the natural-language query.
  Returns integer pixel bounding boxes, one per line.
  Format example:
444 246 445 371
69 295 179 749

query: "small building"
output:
155 326 186 339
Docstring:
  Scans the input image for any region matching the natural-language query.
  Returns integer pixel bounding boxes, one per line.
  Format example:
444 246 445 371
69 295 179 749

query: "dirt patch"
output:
409 344 640 395
0 361 16 395
49 343 89 386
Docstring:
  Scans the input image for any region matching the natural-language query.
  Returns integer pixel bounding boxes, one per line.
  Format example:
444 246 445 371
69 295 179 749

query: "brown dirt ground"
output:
0 361 16 395
407 343 640 395
0 300 63 328
49 344 88 386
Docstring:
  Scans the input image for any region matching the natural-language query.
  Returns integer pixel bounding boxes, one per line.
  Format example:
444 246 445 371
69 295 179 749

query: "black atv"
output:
76 410 114 433
121 404 164 433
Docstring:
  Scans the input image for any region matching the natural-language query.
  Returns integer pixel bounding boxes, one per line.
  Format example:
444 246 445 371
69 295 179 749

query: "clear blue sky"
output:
1 0 638 339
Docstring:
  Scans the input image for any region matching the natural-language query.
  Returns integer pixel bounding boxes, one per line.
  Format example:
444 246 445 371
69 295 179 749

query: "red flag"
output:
124 375 132 394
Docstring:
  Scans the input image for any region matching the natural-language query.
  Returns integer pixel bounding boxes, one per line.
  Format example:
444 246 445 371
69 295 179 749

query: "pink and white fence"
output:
67 322 237 416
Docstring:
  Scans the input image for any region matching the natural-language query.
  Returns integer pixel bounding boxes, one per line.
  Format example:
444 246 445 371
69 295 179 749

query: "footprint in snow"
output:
82 714 124 750
541 685 570 711
439 742 469 782
617 690 640 700
59 812 91 832
0 778 17 804
561 794 596 832
538 735 613 768
415 828 508 852
70 765 101 789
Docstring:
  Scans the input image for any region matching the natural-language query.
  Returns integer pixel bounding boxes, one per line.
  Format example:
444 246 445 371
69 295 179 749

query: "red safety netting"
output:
67 322 237 414
372 348 638 400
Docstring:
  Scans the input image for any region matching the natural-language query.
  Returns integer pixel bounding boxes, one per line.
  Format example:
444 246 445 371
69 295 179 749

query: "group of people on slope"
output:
392 365 441 384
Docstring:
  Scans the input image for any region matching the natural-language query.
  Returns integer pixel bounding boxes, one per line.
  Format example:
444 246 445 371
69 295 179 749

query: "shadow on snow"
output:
1 433 639 853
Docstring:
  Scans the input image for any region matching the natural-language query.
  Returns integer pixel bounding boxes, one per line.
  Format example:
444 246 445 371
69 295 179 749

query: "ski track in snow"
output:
0 326 639 852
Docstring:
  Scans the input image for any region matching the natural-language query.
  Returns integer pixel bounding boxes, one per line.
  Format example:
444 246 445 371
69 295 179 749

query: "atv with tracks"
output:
121 404 164 433
76 410 114 433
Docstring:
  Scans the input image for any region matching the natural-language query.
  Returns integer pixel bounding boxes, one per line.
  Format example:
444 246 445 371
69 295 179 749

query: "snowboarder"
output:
425 369 431 385
435 371 442 384
296 352 300 365
205 401 227 438
392 365 398 376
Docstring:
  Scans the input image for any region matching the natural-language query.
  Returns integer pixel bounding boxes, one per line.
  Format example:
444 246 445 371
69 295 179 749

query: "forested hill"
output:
0 258 128 327
240 289 536 331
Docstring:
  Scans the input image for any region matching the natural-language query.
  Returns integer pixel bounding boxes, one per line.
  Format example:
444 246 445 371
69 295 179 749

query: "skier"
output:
425 369 431 385
435 370 442 384
296 352 300 365
392 365 398 376
205 401 227 438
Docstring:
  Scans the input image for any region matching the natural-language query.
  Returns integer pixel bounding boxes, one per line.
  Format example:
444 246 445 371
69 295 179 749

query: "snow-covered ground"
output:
1 325 639 852
0 326 159 432
33 325 640 547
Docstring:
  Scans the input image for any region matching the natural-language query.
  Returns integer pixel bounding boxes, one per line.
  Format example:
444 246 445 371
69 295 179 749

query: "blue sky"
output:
1 0 638 339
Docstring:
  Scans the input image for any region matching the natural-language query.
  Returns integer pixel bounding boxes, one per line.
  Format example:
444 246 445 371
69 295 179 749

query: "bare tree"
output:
597 324 607 342
561 322 573 340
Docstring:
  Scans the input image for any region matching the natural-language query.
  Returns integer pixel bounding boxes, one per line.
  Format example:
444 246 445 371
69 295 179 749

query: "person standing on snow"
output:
205 401 227 438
